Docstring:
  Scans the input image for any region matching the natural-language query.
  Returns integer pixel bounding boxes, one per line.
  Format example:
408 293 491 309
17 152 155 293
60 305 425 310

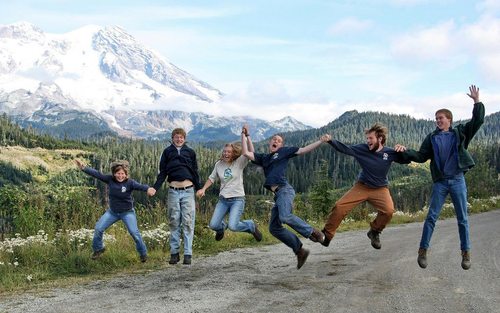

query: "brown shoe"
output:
296 247 310 270
91 247 106 260
461 250 471 270
321 229 332 247
252 224 263 242
417 248 427 269
309 228 325 244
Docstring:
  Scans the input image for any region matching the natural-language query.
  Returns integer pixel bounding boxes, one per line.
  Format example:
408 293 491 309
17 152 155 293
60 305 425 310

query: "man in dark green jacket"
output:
395 85 485 270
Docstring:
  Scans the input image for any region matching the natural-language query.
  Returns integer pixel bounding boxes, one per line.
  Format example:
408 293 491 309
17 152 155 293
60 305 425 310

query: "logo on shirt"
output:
272 153 279 160
383 153 389 160
223 168 233 181
121 186 127 193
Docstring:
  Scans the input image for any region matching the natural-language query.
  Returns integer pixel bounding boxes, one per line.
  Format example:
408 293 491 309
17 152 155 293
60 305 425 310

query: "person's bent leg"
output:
209 198 229 233
92 209 119 253
269 202 302 253
368 187 394 232
121 209 147 258
323 183 367 241
227 197 254 233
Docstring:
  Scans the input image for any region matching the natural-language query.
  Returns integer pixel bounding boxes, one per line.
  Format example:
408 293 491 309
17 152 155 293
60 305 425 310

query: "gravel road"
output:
1 209 499 313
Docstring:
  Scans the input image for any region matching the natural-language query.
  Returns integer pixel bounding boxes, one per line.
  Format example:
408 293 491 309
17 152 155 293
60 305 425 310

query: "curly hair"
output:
110 160 130 176
365 123 388 145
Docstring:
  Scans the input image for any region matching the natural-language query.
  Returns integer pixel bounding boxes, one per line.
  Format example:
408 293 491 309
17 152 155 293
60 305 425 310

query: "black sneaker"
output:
367 229 381 249
215 231 224 241
296 247 310 270
309 228 325 244
252 225 263 242
461 250 471 270
321 229 331 247
183 255 192 265
91 247 106 260
140 254 148 263
169 253 180 264
417 248 427 269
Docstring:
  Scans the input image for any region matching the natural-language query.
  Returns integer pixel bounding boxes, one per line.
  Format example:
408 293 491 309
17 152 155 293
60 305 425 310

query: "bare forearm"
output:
296 140 323 155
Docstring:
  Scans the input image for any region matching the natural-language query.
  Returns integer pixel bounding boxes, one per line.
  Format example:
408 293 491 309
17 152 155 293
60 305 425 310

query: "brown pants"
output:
323 182 394 240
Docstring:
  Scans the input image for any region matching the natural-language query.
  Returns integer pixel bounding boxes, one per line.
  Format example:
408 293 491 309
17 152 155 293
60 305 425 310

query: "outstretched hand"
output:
74 159 85 170
320 134 331 142
394 144 407 152
467 85 480 103
196 189 205 198
147 188 156 197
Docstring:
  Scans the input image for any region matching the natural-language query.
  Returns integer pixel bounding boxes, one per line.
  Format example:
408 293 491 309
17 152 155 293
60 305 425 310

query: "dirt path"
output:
1 210 499 313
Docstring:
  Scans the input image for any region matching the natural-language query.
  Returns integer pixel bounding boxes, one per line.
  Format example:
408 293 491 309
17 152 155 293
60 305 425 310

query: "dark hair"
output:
435 109 453 124
365 123 388 145
110 160 130 176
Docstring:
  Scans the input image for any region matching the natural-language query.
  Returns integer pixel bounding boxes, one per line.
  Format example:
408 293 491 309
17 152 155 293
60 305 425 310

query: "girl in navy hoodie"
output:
75 159 155 262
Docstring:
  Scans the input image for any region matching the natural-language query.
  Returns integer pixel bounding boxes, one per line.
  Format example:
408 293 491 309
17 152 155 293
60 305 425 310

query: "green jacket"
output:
403 102 485 182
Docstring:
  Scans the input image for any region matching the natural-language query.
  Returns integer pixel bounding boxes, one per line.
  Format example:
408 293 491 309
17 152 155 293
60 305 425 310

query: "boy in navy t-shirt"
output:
321 123 410 250
241 126 331 269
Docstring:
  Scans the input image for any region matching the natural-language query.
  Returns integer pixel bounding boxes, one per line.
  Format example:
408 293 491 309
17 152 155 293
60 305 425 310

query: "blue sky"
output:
1 0 499 127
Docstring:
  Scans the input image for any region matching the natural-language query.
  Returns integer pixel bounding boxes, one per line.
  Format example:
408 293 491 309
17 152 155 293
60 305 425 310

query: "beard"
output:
369 142 380 152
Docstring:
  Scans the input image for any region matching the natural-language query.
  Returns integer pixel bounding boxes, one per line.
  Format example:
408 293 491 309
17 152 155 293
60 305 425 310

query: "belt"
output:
272 186 281 193
169 185 193 190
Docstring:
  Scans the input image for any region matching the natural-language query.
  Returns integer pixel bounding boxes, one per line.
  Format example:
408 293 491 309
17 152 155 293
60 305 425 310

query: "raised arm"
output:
296 134 331 155
243 125 255 153
241 124 255 161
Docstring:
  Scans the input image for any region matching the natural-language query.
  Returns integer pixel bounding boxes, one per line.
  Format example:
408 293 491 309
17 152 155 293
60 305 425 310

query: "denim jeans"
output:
269 184 313 254
209 196 255 234
93 208 147 256
420 174 470 251
168 187 196 256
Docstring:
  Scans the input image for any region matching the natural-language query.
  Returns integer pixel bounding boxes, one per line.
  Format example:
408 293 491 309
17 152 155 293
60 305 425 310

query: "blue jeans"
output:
93 208 147 257
420 174 470 251
168 187 196 256
209 196 255 234
269 184 313 254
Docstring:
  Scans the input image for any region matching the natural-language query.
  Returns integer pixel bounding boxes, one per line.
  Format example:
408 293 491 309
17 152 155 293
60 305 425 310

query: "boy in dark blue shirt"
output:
242 126 330 269
321 123 410 250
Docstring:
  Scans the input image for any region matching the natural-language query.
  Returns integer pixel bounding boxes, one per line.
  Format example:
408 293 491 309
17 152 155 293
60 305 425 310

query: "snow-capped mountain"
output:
0 22 311 141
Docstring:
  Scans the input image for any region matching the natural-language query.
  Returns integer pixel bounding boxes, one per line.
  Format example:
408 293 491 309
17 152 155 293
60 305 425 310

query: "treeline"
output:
0 110 499 236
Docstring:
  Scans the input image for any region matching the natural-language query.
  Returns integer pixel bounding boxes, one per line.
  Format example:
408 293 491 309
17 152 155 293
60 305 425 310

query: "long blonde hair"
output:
222 142 242 162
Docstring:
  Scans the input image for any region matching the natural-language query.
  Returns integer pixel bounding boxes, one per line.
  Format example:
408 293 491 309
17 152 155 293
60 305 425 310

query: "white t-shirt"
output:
208 155 249 198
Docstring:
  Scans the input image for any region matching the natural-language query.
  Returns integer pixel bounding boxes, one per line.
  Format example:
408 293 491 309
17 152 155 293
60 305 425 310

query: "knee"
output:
227 222 238 232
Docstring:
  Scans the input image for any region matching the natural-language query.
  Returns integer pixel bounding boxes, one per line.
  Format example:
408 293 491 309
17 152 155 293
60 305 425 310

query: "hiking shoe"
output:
252 225 263 242
215 231 224 241
140 254 148 263
461 250 471 270
417 248 427 269
296 247 310 270
321 229 331 247
91 247 106 260
183 255 192 265
367 229 381 249
309 228 325 244
169 253 180 265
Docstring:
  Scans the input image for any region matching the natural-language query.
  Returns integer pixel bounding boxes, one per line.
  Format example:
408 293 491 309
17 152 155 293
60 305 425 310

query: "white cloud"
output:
328 17 372 35
391 20 457 61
